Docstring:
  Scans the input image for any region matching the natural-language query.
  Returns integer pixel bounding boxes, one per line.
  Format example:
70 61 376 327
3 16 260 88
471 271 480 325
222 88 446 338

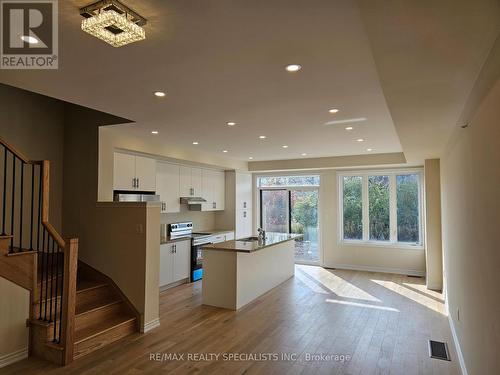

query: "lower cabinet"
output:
159 240 190 288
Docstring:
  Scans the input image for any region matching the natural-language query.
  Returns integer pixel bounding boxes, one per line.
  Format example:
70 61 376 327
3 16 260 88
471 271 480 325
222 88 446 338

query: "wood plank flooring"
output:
0 265 459 375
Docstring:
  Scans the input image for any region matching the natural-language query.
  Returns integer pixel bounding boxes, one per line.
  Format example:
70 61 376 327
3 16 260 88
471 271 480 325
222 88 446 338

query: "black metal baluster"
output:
43 231 50 321
38 227 46 320
1 147 7 235
48 237 55 322
10 155 16 252
30 165 35 250
37 165 42 251
19 162 24 251
52 244 60 342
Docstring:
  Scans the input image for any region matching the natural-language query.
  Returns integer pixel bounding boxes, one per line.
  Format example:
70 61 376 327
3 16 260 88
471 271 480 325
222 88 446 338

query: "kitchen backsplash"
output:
160 205 216 231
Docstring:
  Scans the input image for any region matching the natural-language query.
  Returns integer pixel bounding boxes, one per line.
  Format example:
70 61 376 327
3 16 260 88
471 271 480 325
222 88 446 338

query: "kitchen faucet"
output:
257 228 266 241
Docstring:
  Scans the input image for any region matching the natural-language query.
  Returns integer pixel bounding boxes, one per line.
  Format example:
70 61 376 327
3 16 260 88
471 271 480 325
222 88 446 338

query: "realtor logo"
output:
1 0 58 69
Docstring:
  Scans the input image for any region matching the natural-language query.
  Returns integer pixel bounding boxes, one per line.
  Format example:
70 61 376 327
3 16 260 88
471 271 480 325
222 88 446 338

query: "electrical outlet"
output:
136 224 144 234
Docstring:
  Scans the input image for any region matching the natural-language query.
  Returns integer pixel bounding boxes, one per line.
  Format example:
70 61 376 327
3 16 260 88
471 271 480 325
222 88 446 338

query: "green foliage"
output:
369 176 390 241
397 175 419 242
343 176 363 239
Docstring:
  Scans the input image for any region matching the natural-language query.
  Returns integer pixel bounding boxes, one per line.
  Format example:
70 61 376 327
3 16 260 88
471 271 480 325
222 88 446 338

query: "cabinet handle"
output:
132 178 136 188
174 244 177 253
243 202 247 208
213 202 216 209
137 178 140 189
243 211 247 218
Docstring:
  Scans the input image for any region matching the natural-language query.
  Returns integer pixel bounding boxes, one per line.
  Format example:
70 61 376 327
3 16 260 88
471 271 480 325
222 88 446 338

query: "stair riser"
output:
77 285 115 307
0 238 11 254
74 319 137 360
76 302 125 331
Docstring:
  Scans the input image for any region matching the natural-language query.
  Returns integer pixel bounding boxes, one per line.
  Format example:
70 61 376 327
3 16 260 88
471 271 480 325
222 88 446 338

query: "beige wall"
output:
441 78 500 375
424 159 443 290
0 278 29 365
0 84 65 231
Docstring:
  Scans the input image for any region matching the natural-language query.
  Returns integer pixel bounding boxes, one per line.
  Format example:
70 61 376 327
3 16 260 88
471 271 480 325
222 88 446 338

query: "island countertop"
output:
202 232 303 253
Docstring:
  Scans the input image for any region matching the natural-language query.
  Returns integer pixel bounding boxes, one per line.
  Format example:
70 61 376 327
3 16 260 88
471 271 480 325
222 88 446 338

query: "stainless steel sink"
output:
238 236 260 242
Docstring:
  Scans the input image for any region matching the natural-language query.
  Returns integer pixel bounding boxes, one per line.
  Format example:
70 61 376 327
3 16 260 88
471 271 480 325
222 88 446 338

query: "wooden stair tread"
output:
7 249 37 256
76 296 122 316
0 234 13 239
74 313 136 344
77 279 107 292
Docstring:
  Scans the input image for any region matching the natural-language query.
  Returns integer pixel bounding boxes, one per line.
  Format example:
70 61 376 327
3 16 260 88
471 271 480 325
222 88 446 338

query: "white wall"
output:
441 77 500 375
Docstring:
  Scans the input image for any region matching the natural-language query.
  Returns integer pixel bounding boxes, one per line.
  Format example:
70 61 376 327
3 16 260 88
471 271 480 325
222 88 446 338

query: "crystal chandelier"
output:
80 0 146 48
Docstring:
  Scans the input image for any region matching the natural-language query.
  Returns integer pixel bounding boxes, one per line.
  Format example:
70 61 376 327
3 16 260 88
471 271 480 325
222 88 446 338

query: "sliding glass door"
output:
260 185 320 264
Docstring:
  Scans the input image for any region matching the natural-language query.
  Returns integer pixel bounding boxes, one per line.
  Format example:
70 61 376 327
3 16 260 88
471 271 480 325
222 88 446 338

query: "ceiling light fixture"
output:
356 138 365 142
151 131 159 134
366 148 374 152
282 145 288 149
259 135 267 139
227 122 236 126
329 108 339 114
154 91 166 97
345 126 353 131
80 0 147 48
249 157 254 160
222 150 228 153
21 35 39 44
285 64 301 72
192 141 199 145
301 153 307 156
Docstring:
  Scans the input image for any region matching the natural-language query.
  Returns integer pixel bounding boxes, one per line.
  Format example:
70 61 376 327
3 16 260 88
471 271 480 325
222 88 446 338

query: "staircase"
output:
0 137 138 366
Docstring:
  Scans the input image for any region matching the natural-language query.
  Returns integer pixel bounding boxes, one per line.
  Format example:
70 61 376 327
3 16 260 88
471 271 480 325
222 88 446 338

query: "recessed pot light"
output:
366 148 374 152
285 64 301 72
329 108 339 114
21 35 38 44
301 153 307 156
154 91 166 97
222 150 228 153
227 122 236 126
356 138 365 142
151 131 159 134
249 157 254 160
282 145 288 149
192 141 199 145
259 135 267 139
345 126 353 131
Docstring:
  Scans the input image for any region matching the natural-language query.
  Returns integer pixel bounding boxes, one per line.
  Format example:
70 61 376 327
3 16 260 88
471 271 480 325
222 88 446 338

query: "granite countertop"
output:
202 233 303 253
160 229 234 244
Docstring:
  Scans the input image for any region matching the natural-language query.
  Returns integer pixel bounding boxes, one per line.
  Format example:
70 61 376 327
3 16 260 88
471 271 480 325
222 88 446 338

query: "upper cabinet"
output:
235 173 252 210
113 152 156 192
201 170 225 211
156 162 180 213
180 166 202 197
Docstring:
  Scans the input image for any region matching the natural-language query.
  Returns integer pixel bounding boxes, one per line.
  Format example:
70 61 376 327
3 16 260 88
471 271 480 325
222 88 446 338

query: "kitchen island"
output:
201 233 302 310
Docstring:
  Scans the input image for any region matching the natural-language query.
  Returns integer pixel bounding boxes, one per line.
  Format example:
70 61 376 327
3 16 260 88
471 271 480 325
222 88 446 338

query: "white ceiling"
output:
1 0 498 164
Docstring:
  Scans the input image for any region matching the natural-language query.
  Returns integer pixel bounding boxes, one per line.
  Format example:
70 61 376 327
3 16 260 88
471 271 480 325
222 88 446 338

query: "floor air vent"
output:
429 340 451 361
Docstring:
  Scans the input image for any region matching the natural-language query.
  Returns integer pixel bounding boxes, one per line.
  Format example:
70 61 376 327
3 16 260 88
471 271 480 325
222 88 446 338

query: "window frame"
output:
338 168 424 250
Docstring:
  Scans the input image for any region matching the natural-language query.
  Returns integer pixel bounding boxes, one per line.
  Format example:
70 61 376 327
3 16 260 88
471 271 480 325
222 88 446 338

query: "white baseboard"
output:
326 263 426 277
141 318 160 333
448 315 468 375
0 348 28 368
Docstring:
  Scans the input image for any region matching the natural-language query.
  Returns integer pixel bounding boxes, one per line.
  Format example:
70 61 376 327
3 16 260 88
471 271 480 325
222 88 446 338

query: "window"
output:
339 170 422 247
342 176 363 240
258 175 320 188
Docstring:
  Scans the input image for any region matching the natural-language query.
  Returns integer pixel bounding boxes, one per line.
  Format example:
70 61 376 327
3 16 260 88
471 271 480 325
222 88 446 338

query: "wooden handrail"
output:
0 136 30 163
60 238 78 365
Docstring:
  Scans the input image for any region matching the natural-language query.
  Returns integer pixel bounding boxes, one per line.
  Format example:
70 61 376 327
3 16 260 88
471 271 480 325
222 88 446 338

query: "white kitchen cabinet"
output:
113 153 136 191
224 232 235 241
180 166 203 197
156 162 180 213
235 172 252 210
201 169 225 211
113 152 156 192
160 240 190 288
172 240 190 282
236 209 252 238
135 155 157 191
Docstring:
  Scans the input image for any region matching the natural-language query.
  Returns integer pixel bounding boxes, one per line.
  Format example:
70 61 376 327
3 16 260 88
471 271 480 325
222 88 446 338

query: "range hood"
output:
180 197 207 205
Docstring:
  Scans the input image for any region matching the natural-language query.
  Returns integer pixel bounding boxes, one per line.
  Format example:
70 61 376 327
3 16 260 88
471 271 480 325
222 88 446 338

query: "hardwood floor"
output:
1 265 459 375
